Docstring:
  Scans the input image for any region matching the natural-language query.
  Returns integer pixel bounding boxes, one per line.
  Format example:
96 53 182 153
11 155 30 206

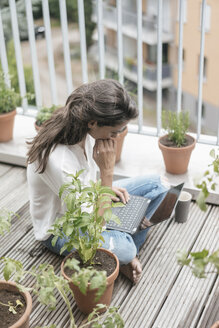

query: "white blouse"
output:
27 134 97 241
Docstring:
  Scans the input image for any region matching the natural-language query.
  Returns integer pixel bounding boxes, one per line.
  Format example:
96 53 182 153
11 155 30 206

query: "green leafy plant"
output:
0 208 19 236
0 257 124 328
162 110 190 147
196 149 219 211
0 71 21 114
49 170 122 264
176 249 219 278
35 105 58 127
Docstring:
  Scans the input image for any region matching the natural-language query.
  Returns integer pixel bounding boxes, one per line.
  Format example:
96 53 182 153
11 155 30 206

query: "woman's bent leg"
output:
41 234 73 257
101 230 137 265
113 175 168 253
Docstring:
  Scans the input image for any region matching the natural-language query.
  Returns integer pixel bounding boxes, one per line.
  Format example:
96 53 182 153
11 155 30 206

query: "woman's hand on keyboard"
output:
111 186 130 204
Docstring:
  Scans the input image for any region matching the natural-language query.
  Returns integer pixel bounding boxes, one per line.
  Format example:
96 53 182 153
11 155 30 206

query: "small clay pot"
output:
158 134 196 174
0 280 32 328
0 109 16 142
61 248 119 314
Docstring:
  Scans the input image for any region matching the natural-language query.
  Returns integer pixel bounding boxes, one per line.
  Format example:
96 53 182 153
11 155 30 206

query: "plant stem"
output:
0 301 10 307
55 283 76 328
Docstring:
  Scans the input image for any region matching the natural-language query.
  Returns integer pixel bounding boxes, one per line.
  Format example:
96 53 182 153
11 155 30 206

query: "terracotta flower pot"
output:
158 134 196 174
115 127 128 163
61 248 119 314
211 321 219 328
0 110 16 142
0 280 32 328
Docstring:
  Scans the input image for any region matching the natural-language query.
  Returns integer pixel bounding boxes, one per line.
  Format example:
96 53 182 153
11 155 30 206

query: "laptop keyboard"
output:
107 195 150 234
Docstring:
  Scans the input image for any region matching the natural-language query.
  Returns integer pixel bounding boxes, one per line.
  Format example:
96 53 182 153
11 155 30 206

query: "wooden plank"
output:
0 166 26 198
118 203 212 327
0 163 12 176
152 206 219 328
0 166 29 212
197 277 219 328
0 201 32 256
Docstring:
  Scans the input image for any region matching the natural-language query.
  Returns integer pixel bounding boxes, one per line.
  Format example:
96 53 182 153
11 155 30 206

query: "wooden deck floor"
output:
0 163 218 328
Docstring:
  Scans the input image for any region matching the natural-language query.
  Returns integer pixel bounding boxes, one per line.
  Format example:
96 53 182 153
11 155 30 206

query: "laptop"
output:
106 183 184 235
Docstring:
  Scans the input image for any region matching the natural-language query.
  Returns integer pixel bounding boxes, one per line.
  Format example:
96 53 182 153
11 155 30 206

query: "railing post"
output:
9 0 27 111
116 0 123 85
137 0 143 133
0 9 10 88
97 0 105 79
177 0 184 114
25 0 42 108
59 0 73 94
156 0 163 136
197 0 206 141
42 0 58 105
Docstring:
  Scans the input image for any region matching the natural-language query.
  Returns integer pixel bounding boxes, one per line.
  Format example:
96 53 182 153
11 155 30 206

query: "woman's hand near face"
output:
93 139 116 186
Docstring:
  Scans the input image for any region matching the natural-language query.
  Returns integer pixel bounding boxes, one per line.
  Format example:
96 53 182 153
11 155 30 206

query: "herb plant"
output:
162 110 189 147
0 71 21 114
35 105 58 127
0 257 124 328
49 170 121 264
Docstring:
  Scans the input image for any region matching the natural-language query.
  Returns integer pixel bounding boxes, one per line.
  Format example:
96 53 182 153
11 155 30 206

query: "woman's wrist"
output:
100 169 113 187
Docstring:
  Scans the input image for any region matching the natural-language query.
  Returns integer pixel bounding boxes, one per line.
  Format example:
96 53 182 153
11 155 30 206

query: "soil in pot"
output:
64 249 116 277
0 289 26 328
159 134 194 148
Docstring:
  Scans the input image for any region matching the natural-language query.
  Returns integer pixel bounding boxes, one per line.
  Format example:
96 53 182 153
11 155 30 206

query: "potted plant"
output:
0 257 124 328
35 105 58 131
0 72 21 142
49 170 122 314
0 209 32 328
158 110 196 174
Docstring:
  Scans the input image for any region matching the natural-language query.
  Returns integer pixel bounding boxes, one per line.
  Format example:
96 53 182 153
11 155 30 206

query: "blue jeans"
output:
42 175 167 265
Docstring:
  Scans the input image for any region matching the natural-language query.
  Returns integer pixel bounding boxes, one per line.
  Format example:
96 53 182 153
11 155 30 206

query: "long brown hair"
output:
27 79 138 173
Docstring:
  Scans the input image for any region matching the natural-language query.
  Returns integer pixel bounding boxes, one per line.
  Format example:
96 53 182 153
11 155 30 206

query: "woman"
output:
27 79 167 284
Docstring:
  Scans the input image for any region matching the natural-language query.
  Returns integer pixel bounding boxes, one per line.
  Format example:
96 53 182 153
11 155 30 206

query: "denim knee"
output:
101 230 137 265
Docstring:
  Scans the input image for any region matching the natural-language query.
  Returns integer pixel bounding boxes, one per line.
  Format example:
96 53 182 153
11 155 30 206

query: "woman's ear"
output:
88 121 97 129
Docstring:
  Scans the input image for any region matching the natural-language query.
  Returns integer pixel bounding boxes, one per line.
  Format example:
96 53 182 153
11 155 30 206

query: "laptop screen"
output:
149 183 184 226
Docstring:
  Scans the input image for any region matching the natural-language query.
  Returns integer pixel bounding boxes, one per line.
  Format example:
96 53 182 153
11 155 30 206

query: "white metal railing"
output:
0 0 218 146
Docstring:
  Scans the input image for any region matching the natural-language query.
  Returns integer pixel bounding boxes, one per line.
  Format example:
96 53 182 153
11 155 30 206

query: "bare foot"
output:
140 217 152 229
120 257 142 284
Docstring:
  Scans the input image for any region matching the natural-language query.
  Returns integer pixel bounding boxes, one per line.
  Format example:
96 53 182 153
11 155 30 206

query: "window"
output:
176 47 185 69
147 44 168 65
198 56 208 80
195 102 206 121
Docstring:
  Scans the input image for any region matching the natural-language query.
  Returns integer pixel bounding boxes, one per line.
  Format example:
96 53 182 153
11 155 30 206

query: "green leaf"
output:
196 191 208 212
51 235 58 247
176 249 191 266
191 249 209 259
112 202 124 208
210 149 215 158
